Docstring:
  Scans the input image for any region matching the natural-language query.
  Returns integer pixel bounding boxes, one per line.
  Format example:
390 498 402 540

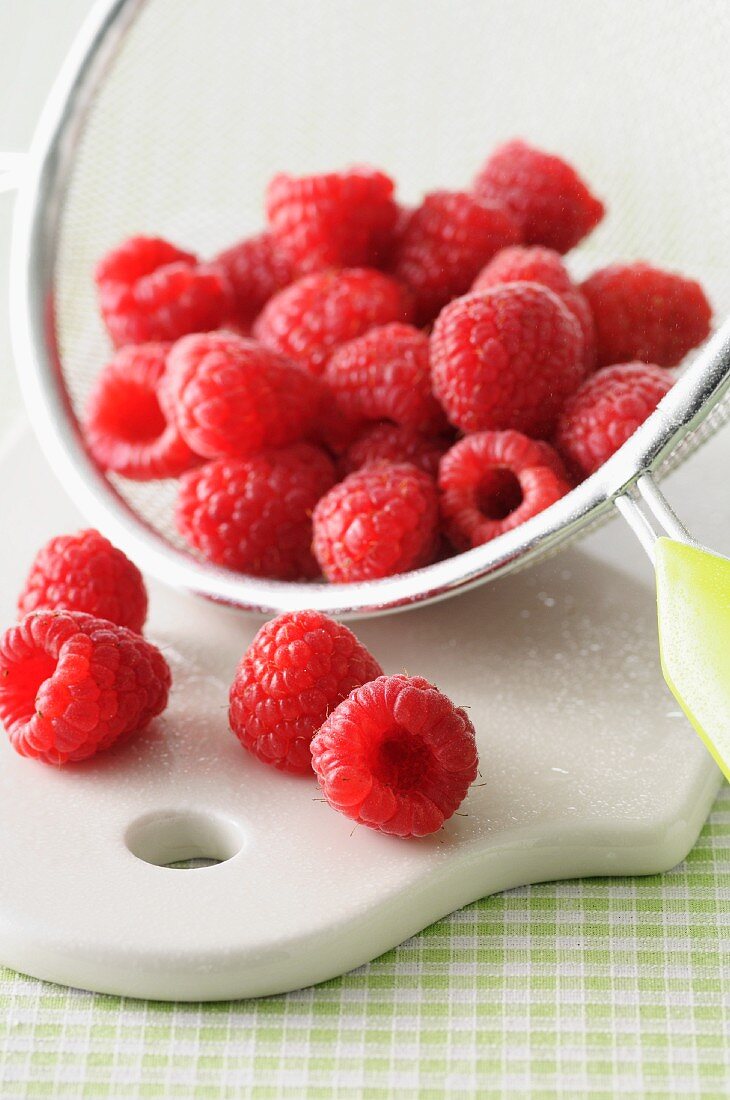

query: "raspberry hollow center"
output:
4 651 56 725
476 467 523 520
373 730 431 791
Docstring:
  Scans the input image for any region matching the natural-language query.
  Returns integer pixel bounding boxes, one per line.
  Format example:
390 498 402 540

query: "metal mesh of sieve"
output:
45 0 730 598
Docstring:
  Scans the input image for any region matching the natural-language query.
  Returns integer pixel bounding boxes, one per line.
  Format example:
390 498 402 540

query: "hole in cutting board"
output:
125 810 244 870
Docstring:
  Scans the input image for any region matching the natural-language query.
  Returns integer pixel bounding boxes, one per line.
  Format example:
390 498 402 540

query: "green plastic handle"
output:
655 537 730 780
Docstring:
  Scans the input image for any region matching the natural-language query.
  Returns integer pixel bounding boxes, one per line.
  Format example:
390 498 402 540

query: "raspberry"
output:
438 431 571 550
312 462 438 583
472 245 596 369
18 529 148 634
473 245 573 296
0 610 170 765
430 283 585 437
325 323 447 434
212 231 293 332
229 611 383 774
580 262 712 368
391 190 521 323
175 444 335 579
253 268 413 375
310 674 478 837
340 423 449 479
95 236 196 284
163 332 322 460
84 343 199 480
95 235 234 348
554 362 673 479
266 166 398 274
473 140 605 253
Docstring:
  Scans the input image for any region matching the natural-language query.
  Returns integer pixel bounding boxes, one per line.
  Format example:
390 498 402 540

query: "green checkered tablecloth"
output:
0 786 726 1099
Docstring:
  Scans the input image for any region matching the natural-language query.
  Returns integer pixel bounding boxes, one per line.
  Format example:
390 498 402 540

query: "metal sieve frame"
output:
10 0 730 618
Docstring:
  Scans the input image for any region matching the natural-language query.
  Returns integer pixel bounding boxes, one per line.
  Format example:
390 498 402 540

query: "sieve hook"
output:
615 475 693 563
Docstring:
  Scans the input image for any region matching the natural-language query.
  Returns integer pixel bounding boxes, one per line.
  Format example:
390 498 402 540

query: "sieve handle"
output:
615 473 730 782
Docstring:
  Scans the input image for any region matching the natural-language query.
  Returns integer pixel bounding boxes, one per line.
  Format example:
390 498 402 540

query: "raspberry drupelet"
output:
312 461 439 583
554 362 673 479
438 431 572 550
95 235 233 348
325 323 447 435
0 610 170 765
229 610 383 774
175 444 335 580
162 331 322 460
310 674 479 837
430 283 585 438
391 190 521 324
580 262 712 368
84 342 199 480
253 268 413 375
18 529 148 634
266 166 398 274
473 139 605 254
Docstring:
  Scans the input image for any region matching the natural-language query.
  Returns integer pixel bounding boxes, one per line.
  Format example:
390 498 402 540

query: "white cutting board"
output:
0 423 722 1001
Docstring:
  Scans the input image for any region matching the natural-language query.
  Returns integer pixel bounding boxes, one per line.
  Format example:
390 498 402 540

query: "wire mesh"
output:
51 0 730 584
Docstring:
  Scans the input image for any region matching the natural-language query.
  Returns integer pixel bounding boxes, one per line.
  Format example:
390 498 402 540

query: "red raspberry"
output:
554 362 673 479
266 166 398 274
95 235 234 348
580 262 712 368
325 323 447 435
229 610 383 774
438 431 571 550
472 245 596 369
18 529 147 634
473 140 605 254
212 231 293 332
175 444 335 579
340 423 449 479
390 190 521 323
312 462 438 583
84 342 199 480
430 283 585 437
163 332 322 460
253 268 413 375
310 674 478 837
473 244 573 295
0 610 170 765
95 236 195 284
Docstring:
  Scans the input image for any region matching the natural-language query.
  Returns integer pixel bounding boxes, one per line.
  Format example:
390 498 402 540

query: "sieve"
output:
7 0 730 772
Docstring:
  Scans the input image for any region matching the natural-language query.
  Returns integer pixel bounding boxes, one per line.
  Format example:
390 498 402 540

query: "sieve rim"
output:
10 0 730 618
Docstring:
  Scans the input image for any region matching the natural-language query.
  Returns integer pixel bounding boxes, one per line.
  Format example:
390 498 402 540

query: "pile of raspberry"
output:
0 530 477 837
86 139 712 583
2 530 171 765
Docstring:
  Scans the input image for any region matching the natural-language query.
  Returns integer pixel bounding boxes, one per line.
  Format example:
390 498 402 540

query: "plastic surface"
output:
0 426 721 1000
656 538 730 780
